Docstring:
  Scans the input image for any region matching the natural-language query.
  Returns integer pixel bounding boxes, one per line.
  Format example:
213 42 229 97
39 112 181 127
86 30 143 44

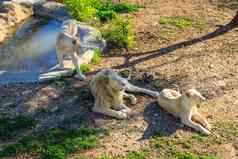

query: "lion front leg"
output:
92 105 127 119
56 48 64 69
192 112 211 130
181 114 210 135
123 93 137 105
71 52 86 80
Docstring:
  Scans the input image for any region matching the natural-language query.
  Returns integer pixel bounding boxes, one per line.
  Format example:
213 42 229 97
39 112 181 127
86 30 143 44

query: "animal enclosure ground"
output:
0 0 238 158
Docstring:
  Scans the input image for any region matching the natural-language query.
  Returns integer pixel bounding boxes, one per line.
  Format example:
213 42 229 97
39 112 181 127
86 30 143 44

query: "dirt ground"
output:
0 0 238 158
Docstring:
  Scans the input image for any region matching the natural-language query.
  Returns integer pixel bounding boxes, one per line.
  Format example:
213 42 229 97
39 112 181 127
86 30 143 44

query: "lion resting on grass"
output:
90 69 159 119
157 88 211 135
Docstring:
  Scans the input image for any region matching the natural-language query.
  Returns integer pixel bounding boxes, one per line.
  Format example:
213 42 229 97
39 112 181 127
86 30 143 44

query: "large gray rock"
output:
33 1 71 21
12 0 45 6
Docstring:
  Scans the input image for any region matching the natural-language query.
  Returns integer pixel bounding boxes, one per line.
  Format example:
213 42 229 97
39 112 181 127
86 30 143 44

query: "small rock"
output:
154 113 159 117
33 1 71 21
21 90 32 95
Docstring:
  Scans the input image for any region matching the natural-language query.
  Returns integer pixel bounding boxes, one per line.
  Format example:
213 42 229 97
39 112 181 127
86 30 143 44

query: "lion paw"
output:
130 96 137 105
121 107 132 113
75 73 86 80
117 111 128 119
152 92 160 97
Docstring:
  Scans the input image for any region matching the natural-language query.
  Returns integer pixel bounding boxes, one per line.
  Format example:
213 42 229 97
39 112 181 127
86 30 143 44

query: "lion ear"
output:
185 91 191 97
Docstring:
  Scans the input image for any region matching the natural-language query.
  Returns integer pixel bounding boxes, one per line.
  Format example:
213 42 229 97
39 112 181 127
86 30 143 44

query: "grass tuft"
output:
0 116 37 140
100 149 150 159
63 0 98 22
80 64 91 73
159 17 206 29
64 0 138 48
92 49 102 64
64 0 141 22
101 17 135 48
0 127 101 158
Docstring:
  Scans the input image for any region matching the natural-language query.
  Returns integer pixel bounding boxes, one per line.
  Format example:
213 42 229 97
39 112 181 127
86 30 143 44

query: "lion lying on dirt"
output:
90 69 159 119
157 88 211 135
55 20 90 80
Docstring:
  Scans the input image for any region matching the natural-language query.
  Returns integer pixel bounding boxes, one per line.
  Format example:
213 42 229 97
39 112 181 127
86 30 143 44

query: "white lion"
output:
55 20 92 80
157 88 211 135
90 69 159 119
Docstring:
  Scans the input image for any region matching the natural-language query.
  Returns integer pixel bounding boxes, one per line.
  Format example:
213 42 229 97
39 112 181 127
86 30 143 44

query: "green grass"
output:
159 17 206 29
170 151 217 159
64 0 141 22
63 0 98 22
101 17 135 48
44 145 66 159
150 121 238 159
100 149 150 159
96 1 141 21
63 0 138 48
92 49 102 64
0 116 37 140
0 127 100 159
151 136 216 159
80 64 91 73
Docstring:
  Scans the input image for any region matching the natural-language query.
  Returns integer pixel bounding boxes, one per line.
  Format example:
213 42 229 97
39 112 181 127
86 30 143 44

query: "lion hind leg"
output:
92 105 127 119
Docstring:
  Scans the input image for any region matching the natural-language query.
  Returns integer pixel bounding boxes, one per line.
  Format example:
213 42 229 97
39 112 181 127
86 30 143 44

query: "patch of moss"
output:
159 17 206 29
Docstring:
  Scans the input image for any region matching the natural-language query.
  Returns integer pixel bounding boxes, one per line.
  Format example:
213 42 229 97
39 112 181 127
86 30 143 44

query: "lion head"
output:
95 69 126 92
181 89 207 108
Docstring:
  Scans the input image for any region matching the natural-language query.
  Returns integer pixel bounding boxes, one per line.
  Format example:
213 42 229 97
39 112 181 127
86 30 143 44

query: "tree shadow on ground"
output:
0 78 115 150
85 17 238 73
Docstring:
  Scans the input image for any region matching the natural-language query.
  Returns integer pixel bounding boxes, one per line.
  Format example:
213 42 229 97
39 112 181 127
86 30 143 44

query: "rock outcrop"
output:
33 1 71 21
0 1 33 43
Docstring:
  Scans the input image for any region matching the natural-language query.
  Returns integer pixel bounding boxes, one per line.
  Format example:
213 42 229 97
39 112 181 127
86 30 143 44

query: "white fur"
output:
157 88 211 135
